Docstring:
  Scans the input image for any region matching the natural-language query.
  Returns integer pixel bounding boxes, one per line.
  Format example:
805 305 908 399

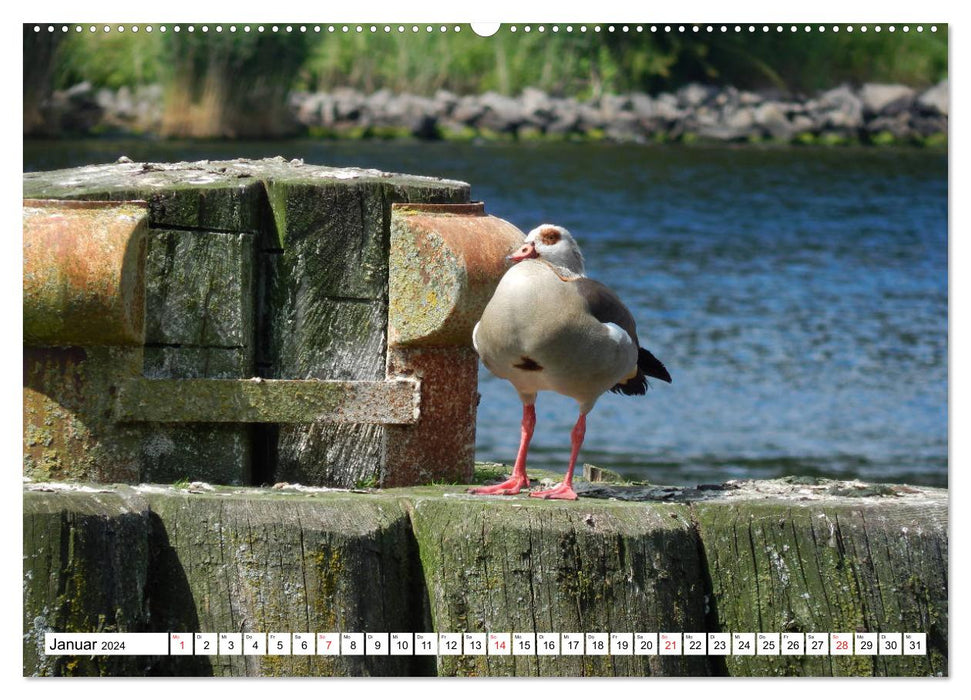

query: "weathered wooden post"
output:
23 478 947 677
22 158 522 488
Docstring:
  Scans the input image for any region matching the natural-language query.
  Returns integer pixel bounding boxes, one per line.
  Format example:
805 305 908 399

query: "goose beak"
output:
507 241 539 263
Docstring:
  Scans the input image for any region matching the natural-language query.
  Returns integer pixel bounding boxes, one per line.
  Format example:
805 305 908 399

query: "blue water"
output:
24 140 948 486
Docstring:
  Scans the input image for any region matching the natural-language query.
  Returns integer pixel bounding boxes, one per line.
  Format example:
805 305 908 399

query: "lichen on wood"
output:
409 495 710 677
23 488 154 676
692 482 948 676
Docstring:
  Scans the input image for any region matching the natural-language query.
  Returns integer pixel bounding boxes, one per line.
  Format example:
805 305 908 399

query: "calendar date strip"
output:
45 631 927 657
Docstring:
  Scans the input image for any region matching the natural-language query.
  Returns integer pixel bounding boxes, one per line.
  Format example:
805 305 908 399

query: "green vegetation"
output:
52 30 165 89
42 24 947 99
161 30 311 137
24 24 947 141
33 27 310 137
24 26 64 133
299 26 948 96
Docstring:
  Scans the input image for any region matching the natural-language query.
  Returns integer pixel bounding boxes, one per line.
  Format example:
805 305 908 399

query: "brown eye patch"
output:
539 227 561 246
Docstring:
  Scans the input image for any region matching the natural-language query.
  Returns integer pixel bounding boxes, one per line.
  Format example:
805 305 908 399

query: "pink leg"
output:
530 413 585 500
468 404 535 495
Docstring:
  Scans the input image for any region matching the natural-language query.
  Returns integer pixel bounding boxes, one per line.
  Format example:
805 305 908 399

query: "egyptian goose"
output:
469 224 671 500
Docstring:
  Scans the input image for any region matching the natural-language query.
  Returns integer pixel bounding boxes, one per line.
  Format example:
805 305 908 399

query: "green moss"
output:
476 127 515 142
311 546 344 631
354 475 380 489
516 126 545 141
371 125 415 140
307 125 339 139
818 131 855 146
441 125 479 141
870 130 898 146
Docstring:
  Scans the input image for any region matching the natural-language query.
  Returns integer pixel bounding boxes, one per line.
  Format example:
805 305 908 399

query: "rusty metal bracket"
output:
384 202 525 486
114 378 420 424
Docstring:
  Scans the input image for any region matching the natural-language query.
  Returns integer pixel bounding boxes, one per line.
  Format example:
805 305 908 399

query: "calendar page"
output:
21 2 949 682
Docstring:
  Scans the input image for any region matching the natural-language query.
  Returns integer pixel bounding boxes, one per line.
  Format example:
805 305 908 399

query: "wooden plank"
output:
144 228 255 348
115 378 420 425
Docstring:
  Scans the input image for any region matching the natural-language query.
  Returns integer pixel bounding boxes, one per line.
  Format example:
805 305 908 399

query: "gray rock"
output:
545 99 581 135
332 88 366 121
866 112 913 139
64 81 95 101
369 93 438 135
917 80 948 116
576 102 606 131
653 93 685 122
452 95 486 125
409 114 439 139
754 102 794 140
30 80 948 144
692 106 721 128
95 88 116 110
599 93 633 121
818 85 862 110
860 83 916 116
433 89 459 114
724 106 755 131
520 87 555 127
713 86 741 108
604 112 644 143
291 93 325 126
545 112 580 135
520 87 551 112
630 93 655 118
114 86 135 119
910 113 947 137
789 114 816 135
477 91 524 132
45 82 103 132
697 123 753 141
365 88 394 111
695 105 755 140
779 101 808 117
817 85 864 130
739 91 764 106
678 83 716 108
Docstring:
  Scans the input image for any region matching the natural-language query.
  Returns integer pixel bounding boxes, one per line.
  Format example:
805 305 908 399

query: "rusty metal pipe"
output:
388 201 524 347
23 199 148 347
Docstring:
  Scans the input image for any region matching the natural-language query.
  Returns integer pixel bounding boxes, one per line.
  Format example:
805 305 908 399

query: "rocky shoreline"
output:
36 80 948 145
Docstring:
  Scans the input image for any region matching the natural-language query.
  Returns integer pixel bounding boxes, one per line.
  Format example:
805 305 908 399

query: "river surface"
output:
24 139 948 487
